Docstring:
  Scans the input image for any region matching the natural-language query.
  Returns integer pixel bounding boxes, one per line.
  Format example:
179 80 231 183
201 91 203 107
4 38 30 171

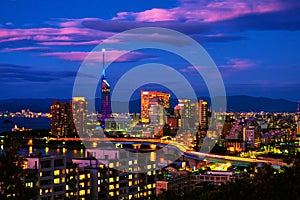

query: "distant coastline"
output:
0 95 297 113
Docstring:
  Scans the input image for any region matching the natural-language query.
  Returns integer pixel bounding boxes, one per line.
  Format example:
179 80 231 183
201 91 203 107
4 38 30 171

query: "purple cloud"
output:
1 46 52 52
111 0 298 23
219 58 256 70
39 50 155 63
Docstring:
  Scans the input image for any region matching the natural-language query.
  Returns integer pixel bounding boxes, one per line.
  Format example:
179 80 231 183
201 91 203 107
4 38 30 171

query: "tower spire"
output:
101 48 106 79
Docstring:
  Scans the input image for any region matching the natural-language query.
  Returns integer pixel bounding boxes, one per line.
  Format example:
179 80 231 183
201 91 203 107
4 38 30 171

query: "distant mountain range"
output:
0 96 297 113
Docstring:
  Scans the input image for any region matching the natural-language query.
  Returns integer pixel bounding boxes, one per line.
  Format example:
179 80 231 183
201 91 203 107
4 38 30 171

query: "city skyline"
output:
1 0 300 101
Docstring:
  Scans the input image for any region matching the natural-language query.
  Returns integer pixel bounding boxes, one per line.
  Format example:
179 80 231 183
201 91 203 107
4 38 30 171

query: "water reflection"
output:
20 146 85 162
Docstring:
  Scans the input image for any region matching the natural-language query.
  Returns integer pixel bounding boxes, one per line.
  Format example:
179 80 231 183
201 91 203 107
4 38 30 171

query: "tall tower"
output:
141 91 170 123
101 49 111 126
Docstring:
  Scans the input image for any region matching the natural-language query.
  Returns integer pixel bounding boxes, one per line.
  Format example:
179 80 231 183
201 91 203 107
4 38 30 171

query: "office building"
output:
141 91 170 123
71 97 88 136
297 101 300 135
50 100 75 137
198 100 208 130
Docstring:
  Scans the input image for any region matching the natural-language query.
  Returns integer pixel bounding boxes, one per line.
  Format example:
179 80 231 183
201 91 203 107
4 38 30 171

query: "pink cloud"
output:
1 46 52 52
0 24 113 47
39 50 154 63
181 58 255 74
219 58 256 70
58 18 102 27
37 40 101 46
134 8 178 22
180 66 206 72
112 0 294 23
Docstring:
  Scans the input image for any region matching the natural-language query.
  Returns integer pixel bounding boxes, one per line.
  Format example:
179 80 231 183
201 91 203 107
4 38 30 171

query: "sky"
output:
1 0 300 101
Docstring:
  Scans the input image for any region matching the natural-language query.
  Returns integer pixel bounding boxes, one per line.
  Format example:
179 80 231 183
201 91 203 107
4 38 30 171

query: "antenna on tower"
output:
102 48 105 69
298 101 300 113
101 48 106 78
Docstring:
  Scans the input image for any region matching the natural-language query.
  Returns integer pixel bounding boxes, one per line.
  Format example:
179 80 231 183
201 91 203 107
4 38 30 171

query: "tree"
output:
0 138 38 199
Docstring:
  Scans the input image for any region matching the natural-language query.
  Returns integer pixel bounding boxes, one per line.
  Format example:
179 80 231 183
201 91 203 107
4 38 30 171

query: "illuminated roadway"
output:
48 137 289 166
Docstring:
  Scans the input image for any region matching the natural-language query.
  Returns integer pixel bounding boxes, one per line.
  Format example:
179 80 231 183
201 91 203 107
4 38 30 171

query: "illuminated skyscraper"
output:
50 100 75 137
296 101 300 135
141 91 170 123
177 99 198 129
198 100 208 130
71 97 88 136
101 49 111 125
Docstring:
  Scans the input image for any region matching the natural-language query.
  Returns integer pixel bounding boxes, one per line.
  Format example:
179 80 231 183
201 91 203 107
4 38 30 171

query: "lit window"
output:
87 173 90 178
116 177 119 181
98 187 101 192
147 165 151 169
61 177 65 183
129 161 132 165
54 170 60 176
109 192 114 197
79 190 85 196
26 182 33 188
129 174 132 179
79 174 85 180
109 178 114 183
87 189 90 194
129 181 132 186
40 172 42 177
54 178 60 184
109 185 114 190
116 184 119 189
109 163 114 168
66 185 69 190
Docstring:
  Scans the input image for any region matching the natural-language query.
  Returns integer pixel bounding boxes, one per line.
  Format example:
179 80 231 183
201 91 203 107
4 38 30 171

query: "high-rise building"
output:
25 155 67 200
198 100 208 130
296 101 300 135
50 100 75 137
101 63 111 126
141 91 170 123
149 105 166 125
177 99 198 129
71 97 88 136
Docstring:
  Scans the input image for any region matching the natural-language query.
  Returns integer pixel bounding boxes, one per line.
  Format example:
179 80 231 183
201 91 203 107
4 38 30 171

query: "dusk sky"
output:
1 0 300 101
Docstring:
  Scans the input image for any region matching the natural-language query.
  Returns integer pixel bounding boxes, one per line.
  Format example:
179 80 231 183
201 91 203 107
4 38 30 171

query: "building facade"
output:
50 100 75 137
141 91 170 123
71 97 88 136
